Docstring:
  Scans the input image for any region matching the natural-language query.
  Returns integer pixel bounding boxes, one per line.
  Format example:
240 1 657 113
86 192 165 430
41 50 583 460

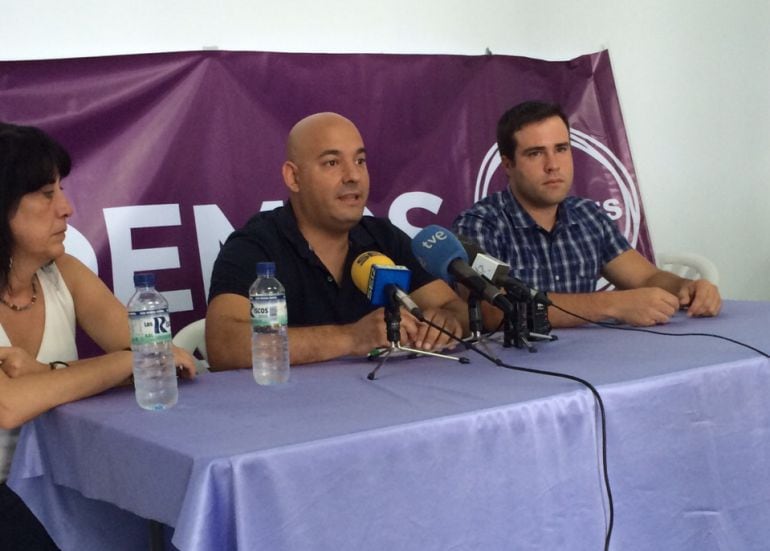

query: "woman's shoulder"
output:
51 253 87 275
49 254 99 291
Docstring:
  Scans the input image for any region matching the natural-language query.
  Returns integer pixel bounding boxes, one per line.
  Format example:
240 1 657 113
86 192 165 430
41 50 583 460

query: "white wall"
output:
2 0 768 300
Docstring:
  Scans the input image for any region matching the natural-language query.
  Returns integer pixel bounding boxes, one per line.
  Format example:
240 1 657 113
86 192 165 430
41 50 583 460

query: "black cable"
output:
465 342 613 551
550 303 770 358
404 297 770 550
406 317 614 551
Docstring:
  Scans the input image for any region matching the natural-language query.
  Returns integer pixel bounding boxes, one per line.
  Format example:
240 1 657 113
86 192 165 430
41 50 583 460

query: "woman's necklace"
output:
1 276 37 312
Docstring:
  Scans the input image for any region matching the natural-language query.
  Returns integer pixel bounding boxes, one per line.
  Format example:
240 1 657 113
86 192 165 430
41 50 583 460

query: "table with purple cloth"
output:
9 300 770 550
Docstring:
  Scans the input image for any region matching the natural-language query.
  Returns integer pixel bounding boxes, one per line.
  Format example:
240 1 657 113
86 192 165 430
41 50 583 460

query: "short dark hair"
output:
0 122 71 291
496 101 570 160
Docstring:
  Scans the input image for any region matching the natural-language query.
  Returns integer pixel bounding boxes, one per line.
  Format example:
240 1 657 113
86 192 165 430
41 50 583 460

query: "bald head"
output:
286 112 361 163
281 112 369 235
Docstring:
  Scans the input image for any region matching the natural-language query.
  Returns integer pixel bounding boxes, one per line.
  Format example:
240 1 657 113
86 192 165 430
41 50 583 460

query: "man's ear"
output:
282 161 300 193
500 154 515 171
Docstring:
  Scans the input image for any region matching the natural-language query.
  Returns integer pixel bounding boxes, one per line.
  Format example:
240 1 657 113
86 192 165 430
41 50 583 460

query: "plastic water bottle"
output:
127 273 178 410
250 262 290 385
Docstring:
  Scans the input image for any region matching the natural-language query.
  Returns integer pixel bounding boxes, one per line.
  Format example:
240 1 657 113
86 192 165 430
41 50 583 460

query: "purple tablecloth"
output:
10 300 770 550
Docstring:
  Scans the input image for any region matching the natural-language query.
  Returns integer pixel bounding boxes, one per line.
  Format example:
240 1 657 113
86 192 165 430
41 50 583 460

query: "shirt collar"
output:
348 217 378 251
503 187 577 232
277 202 377 257
275 202 304 245
503 187 538 229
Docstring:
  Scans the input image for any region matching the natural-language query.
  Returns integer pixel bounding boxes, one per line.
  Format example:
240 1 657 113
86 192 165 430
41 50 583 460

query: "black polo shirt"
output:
208 204 436 327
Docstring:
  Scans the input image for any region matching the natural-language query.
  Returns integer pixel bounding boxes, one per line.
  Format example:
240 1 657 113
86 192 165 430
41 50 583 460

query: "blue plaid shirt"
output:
452 188 630 293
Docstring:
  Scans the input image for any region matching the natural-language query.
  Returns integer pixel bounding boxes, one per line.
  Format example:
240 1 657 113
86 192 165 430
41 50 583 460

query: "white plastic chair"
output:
172 318 210 374
656 252 719 285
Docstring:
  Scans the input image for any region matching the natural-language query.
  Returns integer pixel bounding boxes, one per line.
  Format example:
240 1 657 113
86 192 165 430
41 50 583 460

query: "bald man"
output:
206 113 468 368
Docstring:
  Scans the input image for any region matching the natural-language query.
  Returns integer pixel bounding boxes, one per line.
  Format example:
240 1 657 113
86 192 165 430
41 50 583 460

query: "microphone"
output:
410 225 515 316
459 239 551 305
351 251 424 320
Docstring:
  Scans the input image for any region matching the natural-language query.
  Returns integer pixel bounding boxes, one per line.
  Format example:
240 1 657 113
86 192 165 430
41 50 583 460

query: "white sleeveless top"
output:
0 263 78 482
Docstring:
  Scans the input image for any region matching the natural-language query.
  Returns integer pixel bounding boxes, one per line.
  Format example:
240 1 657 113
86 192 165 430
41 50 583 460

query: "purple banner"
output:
0 50 651 329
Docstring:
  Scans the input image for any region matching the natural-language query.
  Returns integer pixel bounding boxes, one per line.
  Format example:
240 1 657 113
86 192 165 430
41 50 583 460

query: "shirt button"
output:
555 276 560 281
327 276 333 283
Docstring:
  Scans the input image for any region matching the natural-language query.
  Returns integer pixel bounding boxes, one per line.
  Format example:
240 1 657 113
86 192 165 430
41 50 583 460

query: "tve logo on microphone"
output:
414 226 449 250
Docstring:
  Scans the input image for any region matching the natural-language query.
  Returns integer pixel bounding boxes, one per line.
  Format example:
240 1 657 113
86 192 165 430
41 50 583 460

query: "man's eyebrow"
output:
520 142 570 155
318 147 367 158
520 146 546 155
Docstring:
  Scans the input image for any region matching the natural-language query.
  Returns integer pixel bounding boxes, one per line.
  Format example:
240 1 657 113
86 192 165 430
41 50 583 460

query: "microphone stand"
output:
522 298 557 343
499 279 557 350
502 299 538 352
468 295 484 341
367 293 469 380
464 295 496 357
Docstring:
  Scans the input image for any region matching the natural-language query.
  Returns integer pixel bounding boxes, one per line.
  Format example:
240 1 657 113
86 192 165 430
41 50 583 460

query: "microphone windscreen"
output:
458 237 483 261
351 251 412 306
411 225 469 281
351 251 394 293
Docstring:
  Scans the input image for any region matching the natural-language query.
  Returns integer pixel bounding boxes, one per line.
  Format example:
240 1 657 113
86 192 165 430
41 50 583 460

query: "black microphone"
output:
459 239 552 306
411 225 516 316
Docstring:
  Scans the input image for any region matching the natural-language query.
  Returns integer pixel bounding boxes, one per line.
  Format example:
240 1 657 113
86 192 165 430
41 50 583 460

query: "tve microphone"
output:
411 225 515 316
351 251 424 319
459 239 551 305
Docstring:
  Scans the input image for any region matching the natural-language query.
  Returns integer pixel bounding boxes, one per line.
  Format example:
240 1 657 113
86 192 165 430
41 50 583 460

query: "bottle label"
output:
251 295 288 327
129 311 173 345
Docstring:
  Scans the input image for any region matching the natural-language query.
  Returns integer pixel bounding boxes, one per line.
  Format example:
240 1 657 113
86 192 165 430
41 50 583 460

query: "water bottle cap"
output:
134 273 156 287
256 262 275 277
